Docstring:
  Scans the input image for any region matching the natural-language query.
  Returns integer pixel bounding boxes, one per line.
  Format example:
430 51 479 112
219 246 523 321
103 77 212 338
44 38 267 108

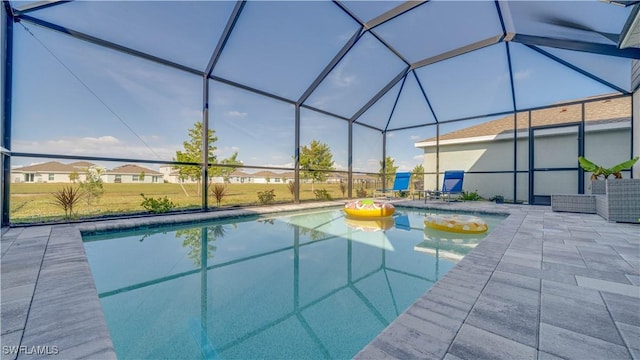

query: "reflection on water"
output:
415 230 486 262
83 208 504 359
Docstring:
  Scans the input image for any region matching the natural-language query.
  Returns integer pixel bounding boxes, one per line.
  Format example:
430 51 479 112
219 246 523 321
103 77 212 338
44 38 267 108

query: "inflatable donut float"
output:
424 214 488 234
344 199 395 219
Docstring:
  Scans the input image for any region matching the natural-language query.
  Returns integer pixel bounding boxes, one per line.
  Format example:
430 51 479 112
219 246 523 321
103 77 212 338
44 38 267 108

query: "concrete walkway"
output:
1 201 638 359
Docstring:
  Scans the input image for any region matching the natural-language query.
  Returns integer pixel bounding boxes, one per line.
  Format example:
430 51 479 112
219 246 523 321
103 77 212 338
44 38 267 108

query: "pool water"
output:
83 207 505 359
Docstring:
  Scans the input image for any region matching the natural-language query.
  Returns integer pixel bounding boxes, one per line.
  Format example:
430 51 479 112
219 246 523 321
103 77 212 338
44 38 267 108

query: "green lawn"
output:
9 182 376 223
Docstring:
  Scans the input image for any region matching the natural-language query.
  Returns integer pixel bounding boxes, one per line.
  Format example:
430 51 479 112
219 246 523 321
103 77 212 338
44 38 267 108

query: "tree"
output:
411 164 424 190
174 121 242 194
175 121 217 194
217 152 243 183
139 171 145 182
80 166 104 205
378 156 398 188
176 226 219 267
299 140 335 191
69 170 79 183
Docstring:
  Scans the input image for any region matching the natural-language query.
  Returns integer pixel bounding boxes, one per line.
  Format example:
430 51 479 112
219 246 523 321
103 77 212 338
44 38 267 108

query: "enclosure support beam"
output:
384 74 407 132
382 133 387 189
294 105 301 204
364 1 427 30
351 67 409 123
298 26 363 105
205 0 245 77
504 42 519 203
202 77 209 210
18 15 204 77
2 5 12 226
411 35 503 69
435 123 440 191
510 33 640 59
579 104 586 194
529 45 629 94
348 120 353 198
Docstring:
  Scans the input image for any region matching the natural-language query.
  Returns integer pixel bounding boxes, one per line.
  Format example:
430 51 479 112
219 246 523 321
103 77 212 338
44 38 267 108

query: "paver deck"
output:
1 201 638 359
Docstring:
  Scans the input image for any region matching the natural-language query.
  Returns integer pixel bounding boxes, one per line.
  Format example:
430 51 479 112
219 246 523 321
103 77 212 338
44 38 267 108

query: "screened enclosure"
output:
1 0 639 225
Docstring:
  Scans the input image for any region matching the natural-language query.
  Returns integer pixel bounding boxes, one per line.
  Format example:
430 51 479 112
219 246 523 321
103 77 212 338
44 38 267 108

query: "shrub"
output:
210 184 227 207
257 189 276 205
52 186 84 219
140 193 176 213
339 182 346 197
287 181 296 197
314 188 332 200
461 190 482 201
356 188 367 198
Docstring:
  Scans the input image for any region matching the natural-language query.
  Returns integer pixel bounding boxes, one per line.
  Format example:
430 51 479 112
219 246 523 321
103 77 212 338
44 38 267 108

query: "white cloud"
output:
14 136 177 161
330 62 357 88
226 110 248 119
513 69 533 81
412 154 425 161
215 146 241 158
261 162 294 169
410 135 421 140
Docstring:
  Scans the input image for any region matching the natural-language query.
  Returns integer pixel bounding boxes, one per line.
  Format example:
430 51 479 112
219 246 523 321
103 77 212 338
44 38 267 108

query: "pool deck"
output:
1 200 639 360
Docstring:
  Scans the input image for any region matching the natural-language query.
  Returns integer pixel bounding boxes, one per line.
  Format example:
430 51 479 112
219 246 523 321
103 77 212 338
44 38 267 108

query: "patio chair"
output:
375 172 411 199
428 170 465 202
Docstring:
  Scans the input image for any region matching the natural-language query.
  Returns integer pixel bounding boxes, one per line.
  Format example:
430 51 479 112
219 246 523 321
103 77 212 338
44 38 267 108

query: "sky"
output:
5 0 632 173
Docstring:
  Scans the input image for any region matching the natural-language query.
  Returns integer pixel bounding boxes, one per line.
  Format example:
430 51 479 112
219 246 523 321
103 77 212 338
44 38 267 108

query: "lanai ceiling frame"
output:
6 0 634 131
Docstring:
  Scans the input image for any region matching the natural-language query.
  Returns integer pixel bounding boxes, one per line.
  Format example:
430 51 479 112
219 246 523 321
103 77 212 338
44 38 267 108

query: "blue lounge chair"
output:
375 172 411 199
427 170 465 202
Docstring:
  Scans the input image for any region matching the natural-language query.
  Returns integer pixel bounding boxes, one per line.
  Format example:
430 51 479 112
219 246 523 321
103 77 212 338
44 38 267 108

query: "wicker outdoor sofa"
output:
551 179 640 223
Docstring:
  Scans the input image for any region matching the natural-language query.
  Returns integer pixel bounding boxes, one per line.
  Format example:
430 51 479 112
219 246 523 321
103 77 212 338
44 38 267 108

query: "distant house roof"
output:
108 164 161 175
12 161 77 173
415 96 631 146
67 161 96 168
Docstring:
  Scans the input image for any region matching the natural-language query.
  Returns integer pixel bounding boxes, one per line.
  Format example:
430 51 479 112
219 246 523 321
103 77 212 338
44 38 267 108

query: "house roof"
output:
416 96 631 146
107 164 161 175
12 161 78 173
67 161 96 168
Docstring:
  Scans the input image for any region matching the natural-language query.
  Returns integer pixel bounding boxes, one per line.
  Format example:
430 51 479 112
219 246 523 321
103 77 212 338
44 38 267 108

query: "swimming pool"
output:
83 207 505 359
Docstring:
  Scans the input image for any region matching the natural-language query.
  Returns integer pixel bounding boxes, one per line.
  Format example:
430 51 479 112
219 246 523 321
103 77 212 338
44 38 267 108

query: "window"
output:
49 174 55 181
115 175 122 183
133 175 139 182
152 176 158 183
25 173 34 182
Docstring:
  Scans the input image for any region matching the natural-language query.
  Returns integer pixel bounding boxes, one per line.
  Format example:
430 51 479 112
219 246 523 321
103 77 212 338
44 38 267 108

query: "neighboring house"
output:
158 165 197 184
11 161 162 184
11 161 82 183
245 171 293 184
414 96 632 201
104 164 163 184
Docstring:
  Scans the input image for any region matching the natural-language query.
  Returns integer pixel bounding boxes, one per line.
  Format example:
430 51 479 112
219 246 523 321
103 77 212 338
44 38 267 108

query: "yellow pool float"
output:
344 199 395 219
424 214 488 234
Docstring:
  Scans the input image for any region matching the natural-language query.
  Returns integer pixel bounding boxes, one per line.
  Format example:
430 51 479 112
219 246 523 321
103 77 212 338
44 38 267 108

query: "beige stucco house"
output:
11 162 162 184
414 96 632 202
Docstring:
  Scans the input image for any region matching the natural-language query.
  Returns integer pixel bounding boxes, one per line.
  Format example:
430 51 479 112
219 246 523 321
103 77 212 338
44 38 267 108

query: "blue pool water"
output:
83 207 505 359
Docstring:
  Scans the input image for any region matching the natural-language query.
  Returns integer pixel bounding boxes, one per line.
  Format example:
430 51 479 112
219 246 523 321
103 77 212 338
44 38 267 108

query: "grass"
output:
9 182 373 223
